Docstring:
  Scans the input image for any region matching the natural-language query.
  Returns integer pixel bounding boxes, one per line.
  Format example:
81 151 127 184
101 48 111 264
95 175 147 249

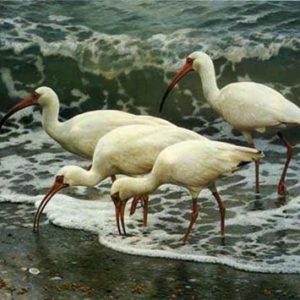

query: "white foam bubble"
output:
0 68 28 98
48 15 73 22
70 89 90 111
1 91 300 274
31 185 300 274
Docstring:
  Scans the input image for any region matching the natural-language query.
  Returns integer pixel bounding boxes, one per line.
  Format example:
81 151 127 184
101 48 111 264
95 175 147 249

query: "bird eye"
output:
186 57 194 64
56 175 64 183
32 91 41 100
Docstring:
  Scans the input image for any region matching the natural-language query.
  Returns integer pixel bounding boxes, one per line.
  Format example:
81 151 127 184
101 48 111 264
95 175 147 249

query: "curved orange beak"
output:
0 92 40 130
111 192 120 234
159 62 194 112
33 175 69 233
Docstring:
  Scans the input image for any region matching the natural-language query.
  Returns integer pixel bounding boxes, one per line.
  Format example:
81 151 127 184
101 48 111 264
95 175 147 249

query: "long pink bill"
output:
118 199 130 236
159 62 193 112
33 175 69 233
111 193 122 235
0 93 40 130
130 195 149 226
111 192 129 236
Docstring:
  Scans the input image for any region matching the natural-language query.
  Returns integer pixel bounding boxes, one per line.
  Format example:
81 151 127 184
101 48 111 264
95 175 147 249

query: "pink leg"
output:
130 195 149 227
277 132 294 196
142 195 149 227
250 143 260 194
212 190 226 236
255 160 260 194
182 198 199 244
130 196 140 216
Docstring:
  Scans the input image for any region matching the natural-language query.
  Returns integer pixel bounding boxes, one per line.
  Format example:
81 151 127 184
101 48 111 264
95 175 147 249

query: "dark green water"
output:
0 1 300 297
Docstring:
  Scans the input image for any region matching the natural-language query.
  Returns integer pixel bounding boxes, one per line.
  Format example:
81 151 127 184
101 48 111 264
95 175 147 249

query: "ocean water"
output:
0 1 300 273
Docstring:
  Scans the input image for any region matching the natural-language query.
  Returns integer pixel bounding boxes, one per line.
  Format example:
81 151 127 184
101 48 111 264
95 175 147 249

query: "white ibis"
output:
160 51 300 195
33 124 208 233
111 139 264 243
0 86 175 160
1 87 175 213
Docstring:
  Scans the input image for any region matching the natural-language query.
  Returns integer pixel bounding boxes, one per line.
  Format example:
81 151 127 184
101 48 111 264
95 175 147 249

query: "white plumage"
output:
111 139 264 243
33 124 208 232
0 86 175 160
213 82 300 133
160 51 300 195
0 87 176 231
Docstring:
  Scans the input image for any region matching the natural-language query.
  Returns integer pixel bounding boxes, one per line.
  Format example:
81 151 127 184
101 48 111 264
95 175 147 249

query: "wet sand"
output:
0 202 299 300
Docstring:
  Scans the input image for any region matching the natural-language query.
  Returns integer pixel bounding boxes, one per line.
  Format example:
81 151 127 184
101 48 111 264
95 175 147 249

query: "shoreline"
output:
1 202 299 299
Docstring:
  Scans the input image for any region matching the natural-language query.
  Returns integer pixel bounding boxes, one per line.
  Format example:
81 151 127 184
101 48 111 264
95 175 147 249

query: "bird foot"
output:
277 181 288 196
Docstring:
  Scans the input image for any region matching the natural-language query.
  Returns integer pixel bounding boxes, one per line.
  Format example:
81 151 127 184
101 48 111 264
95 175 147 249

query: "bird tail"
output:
213 142 264 173
230 145 264 170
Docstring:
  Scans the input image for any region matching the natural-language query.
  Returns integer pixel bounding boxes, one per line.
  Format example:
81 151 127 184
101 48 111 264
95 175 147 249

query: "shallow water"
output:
0 0 300 275
1 202 300 299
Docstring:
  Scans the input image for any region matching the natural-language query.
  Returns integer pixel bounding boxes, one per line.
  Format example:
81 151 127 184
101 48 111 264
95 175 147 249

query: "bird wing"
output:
216 82 300 130
154 140 263 189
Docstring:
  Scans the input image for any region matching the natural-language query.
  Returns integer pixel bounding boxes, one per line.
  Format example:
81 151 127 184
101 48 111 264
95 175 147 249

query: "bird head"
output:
33 165 98 232
159 51 209 112
0 86 57 131
111 177 134 202
33 165 86 233
56 165 89 187
34 86 58 106
111 177 136 236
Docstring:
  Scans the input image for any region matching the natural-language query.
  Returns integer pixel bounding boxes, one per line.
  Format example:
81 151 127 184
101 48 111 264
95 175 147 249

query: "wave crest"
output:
1 17 300 79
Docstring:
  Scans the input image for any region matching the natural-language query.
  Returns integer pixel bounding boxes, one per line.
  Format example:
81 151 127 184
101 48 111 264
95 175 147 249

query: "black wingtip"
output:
237 161 251 168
